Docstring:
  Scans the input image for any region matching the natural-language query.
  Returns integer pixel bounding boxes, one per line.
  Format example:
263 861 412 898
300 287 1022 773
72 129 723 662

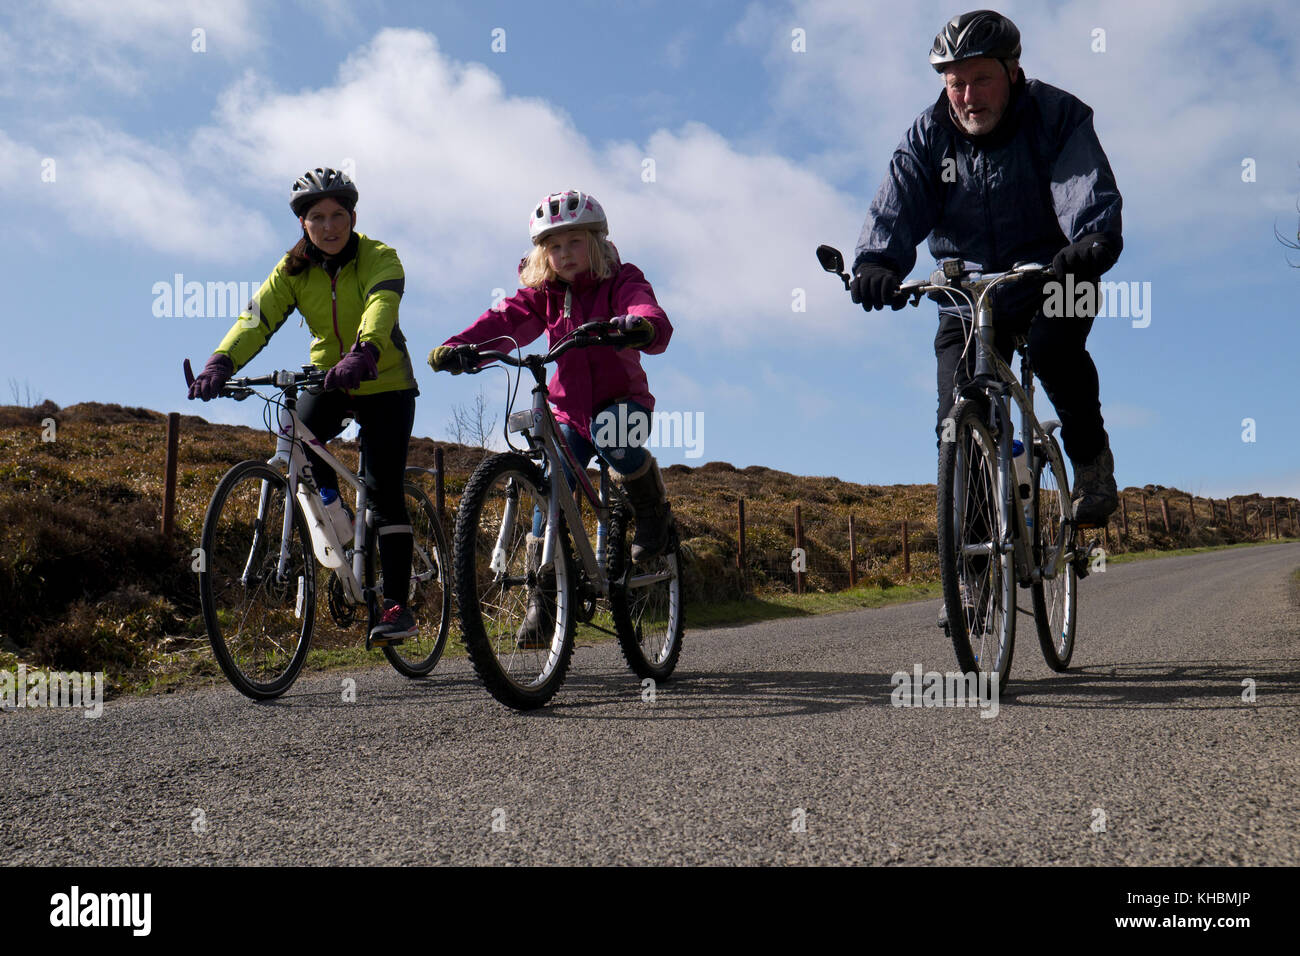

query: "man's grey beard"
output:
949 100 1001 136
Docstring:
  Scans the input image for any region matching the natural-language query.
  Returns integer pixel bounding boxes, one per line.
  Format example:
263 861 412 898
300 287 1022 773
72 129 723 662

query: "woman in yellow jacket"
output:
188 167 420 645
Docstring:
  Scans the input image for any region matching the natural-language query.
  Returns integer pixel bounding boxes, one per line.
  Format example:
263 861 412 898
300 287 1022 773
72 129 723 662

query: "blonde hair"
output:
519 227 618 288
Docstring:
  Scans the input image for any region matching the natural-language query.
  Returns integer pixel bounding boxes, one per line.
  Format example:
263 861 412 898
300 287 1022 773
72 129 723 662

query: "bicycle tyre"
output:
937 399 1016 692
199 460 315 700
1030 449 1077 670
453 453 576 710
366 482 453 677
607 503 685 682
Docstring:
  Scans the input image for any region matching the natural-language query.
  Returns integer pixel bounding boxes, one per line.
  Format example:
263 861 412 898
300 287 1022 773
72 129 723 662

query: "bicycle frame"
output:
924 266 1078 587
473 338 673 601
973 325 1075 586
257 388 370 607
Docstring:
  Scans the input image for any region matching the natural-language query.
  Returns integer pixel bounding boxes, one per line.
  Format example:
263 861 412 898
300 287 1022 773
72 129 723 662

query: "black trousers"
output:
934 309 1107 465
297 387 416 603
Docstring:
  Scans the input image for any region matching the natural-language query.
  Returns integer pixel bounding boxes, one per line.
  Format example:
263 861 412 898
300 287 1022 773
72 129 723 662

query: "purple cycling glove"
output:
324 342 380 391
610 314 655 349
188 353 234 401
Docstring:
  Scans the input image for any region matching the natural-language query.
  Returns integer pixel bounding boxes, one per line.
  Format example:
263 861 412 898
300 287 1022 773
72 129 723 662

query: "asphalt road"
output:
3 543 1297 865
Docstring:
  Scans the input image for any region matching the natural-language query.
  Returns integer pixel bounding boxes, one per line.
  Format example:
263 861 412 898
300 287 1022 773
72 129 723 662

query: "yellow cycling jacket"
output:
215 233 417 396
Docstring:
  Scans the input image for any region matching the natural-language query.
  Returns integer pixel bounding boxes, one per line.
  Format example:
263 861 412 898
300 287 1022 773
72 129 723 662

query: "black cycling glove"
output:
1052 233 1121 282
850 264 906 311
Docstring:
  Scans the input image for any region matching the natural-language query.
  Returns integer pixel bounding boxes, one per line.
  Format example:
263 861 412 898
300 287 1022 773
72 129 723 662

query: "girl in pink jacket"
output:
429 190 673 644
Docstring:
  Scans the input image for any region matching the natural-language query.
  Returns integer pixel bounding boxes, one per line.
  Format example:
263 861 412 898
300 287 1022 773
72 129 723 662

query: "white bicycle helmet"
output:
529 189 607 244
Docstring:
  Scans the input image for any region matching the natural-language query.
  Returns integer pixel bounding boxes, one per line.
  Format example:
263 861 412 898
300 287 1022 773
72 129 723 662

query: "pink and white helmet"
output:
528 189 607 244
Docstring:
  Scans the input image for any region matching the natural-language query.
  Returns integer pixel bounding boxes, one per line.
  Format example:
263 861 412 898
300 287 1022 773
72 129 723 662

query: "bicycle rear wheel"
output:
366 482 452 677
1030 448 1077 670
453 453 576 710
199 460 315 700
608 503 685 681
937 399 1015 692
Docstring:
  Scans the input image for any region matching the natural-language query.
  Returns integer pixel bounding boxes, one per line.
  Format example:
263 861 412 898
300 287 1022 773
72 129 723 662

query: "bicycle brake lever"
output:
183 358 196 388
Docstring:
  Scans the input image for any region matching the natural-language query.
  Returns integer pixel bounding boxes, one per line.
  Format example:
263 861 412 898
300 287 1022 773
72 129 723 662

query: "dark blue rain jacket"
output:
853 74 1123 318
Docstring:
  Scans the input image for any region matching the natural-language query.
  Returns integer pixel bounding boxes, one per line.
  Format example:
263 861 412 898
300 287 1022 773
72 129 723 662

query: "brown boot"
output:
619 455 671 563
515 533 555 649
1072 440 1118 529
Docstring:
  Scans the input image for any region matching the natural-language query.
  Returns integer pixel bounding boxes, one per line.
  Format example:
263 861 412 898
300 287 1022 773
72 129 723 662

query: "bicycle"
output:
183 360 452 700
817 247 1089 692
436 322 685 710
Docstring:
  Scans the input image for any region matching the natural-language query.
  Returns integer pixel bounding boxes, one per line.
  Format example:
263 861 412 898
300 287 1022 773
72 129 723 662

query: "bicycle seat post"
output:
596 461 611 569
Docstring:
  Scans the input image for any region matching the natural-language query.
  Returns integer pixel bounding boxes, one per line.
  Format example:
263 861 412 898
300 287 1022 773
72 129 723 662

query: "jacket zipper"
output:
330 273 350 394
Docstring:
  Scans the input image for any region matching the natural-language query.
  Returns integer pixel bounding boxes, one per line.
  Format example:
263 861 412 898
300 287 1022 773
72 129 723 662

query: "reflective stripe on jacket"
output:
215 232 417 396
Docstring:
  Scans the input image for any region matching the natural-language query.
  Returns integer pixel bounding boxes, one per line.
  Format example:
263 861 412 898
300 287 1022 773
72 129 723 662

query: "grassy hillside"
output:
1 400 1295 695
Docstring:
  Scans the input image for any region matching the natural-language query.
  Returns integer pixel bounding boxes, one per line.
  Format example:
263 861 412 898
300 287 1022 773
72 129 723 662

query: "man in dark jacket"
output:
852 9 1123 528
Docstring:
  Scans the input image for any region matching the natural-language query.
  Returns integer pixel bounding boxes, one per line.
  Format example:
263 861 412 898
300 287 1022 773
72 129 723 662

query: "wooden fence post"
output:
848 515 857 589
1141 492 1151 535
1160 497 1171 534
1187 494 1196 529
794 504 804 595
736 498 746 589
902 518 910 575
434 447 445 525
162 412 180 539
1120 495 1129 537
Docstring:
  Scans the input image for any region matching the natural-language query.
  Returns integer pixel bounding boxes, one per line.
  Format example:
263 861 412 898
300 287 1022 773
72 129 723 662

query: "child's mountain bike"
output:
436 322 685 710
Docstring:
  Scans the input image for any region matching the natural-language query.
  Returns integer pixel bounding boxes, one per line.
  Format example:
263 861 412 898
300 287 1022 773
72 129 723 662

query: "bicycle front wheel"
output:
199 460 315 700
937 399 1016 692
1030 448 1077 670
453 453 576 710
608 503 685 681
367 483 453 677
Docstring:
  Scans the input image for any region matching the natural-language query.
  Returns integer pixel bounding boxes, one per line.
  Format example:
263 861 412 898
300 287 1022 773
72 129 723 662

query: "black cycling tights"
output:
934 310 1106 466
296 387 416 604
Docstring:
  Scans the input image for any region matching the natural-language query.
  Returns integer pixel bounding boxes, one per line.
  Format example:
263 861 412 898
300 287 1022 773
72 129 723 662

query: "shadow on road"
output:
1005 658 1300 710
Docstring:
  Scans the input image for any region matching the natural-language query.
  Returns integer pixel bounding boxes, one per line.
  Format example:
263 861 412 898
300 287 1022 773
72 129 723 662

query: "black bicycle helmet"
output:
929 10 1021 72
289 167 359 216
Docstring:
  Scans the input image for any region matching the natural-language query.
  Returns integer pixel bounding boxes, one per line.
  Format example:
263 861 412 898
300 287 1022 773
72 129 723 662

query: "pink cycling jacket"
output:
442 261 672 441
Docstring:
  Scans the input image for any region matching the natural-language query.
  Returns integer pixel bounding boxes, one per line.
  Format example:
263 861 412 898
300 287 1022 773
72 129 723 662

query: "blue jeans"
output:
531 400 652 535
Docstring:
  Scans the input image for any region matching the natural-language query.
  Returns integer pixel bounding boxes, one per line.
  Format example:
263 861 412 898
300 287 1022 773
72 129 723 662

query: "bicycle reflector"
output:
508 409 538 434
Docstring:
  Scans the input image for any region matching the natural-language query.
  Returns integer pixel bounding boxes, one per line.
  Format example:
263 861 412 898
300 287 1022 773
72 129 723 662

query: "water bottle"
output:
1011 439 1031 500
295 487 344 568
320 487 354 545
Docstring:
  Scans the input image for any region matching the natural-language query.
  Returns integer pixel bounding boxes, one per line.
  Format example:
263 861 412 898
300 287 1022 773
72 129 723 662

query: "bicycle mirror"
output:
816 245 845 276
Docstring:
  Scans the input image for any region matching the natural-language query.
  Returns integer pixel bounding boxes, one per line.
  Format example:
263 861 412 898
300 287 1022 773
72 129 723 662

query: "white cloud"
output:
1 0 262 96
0 119 275 261
1104 402 1159 430
182 28 869 346
732 0 1300 257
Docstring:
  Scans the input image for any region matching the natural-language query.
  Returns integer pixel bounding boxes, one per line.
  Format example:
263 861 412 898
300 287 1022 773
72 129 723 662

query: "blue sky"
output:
3 0 1298 499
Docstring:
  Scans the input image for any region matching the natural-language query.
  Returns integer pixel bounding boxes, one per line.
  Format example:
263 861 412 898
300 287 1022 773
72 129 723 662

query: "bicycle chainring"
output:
327 575 359 626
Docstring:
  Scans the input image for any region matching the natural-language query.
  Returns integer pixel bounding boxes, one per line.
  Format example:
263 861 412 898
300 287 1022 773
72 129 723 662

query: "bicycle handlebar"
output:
815 243 1053 313
183 358 328 401
446 320 644 374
